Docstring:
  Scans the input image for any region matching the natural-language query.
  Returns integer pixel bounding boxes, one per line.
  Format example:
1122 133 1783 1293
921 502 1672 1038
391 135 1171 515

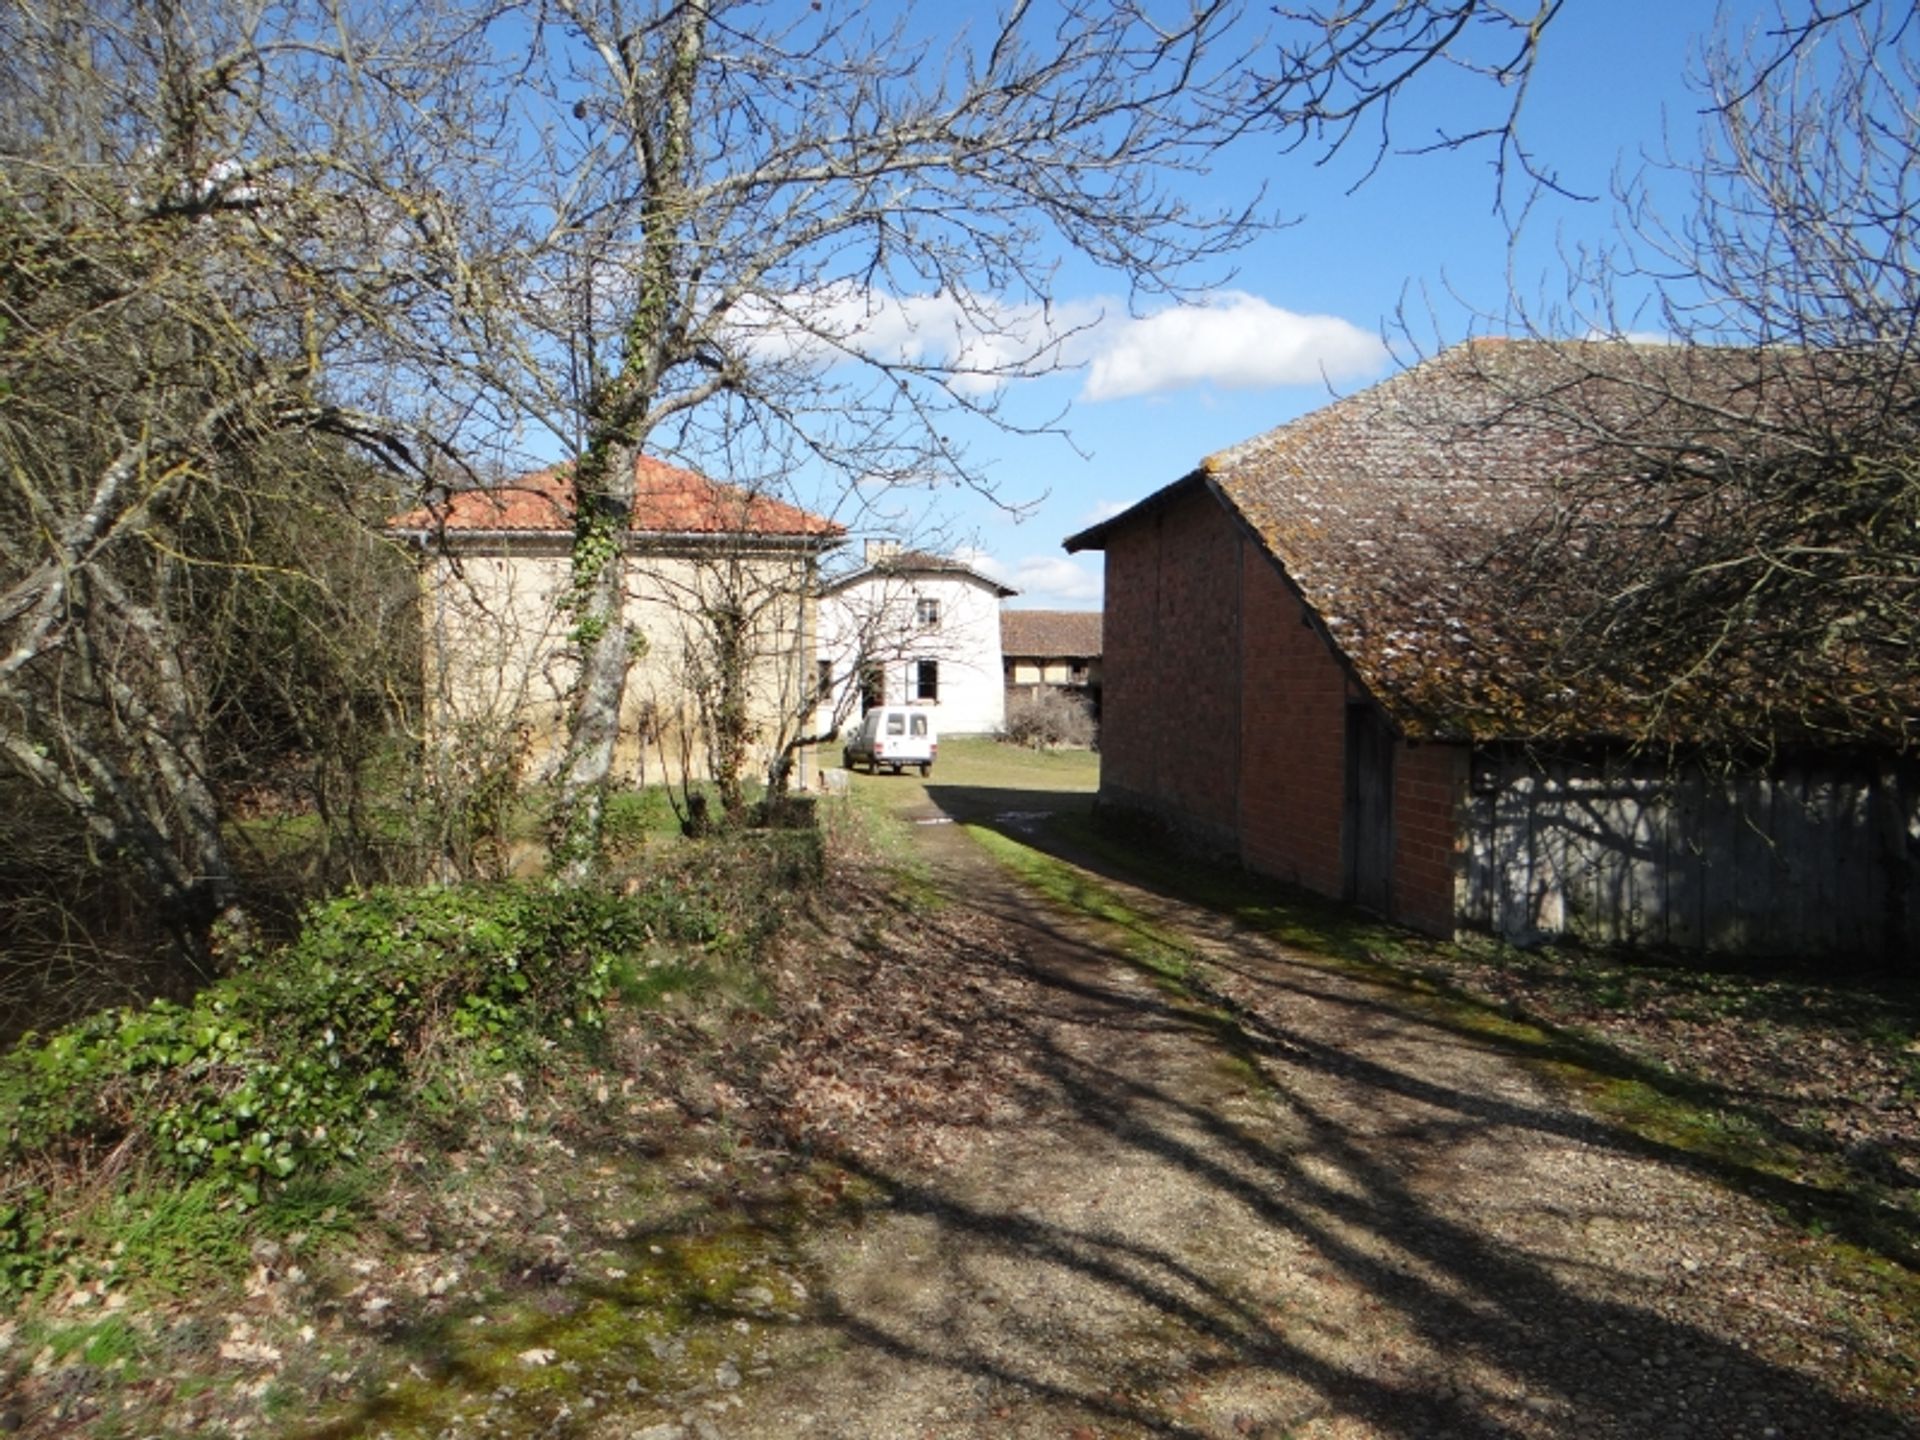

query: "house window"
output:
916 659 939 701
916 597 941 629
816 659 833 699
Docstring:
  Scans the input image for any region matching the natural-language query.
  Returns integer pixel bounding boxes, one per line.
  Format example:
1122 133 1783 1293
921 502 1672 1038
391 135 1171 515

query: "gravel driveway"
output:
713 803 1920 1440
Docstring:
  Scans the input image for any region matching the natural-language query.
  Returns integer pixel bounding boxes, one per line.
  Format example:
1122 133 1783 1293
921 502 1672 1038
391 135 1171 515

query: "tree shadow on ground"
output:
304 799 1919 1439
932 789 1920 1277
796 866 1919 1437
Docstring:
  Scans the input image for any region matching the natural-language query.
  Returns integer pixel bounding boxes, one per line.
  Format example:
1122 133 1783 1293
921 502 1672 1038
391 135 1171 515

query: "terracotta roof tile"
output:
1001 609 1102 658
390 455 842 539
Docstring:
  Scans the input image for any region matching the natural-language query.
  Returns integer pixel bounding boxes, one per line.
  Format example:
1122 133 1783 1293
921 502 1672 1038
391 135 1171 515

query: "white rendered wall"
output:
816 569 1008 736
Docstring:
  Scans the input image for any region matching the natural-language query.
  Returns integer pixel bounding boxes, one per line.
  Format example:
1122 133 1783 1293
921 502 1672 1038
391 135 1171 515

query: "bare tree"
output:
1261 0 1564 201
630 520 832 829
0 0 496 956
1458 3 1920 756
491 0 1299 872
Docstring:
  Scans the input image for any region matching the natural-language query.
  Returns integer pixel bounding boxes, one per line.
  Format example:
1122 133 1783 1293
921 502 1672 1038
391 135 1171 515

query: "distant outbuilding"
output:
815 543 1017 737
1000 609 1103 718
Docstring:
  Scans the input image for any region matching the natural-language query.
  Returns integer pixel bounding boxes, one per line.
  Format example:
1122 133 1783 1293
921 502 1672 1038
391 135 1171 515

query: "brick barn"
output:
1065 341 1920 960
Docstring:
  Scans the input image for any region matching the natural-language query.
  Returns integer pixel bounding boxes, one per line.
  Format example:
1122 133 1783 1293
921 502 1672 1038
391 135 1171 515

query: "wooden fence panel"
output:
1465 751 1918 962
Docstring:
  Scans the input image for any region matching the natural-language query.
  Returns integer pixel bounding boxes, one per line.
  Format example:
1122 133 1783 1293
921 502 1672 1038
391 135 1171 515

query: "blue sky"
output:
892 0 1732 610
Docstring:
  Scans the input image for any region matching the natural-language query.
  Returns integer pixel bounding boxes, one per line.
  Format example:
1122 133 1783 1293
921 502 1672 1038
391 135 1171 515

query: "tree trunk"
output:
547 0 707 879
551 443 638 882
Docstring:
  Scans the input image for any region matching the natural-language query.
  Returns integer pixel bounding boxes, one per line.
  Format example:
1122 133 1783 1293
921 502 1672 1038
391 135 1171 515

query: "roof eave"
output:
822 561 1017 598
391 525 839 546
1062 471 1209 552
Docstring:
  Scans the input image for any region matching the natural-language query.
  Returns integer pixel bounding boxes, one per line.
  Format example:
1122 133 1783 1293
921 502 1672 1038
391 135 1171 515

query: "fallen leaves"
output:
752 900 1051 1171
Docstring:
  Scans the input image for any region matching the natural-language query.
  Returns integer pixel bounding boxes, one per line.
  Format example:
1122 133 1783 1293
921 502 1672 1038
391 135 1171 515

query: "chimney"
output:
864 538 901 564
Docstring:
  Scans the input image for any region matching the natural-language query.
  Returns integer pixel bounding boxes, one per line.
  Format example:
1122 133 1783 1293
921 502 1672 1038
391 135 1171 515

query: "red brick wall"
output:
1391 741 1467 937
1093 518 1157 810
1096 485 1466 937
1097 485 1243 843
1236 555 1347 897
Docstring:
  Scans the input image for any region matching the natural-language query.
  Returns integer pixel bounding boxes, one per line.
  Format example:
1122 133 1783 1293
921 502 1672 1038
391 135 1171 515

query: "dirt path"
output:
707 798 1919 1440
15 768 1915 1440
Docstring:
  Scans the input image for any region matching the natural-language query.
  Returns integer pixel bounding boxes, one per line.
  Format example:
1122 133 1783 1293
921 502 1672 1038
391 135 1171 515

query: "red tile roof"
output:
1000 609 1102 659
390 455 842 539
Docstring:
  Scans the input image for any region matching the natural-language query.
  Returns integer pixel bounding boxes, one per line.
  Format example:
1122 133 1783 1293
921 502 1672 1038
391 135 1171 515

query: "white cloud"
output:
729 284 1386 405
956 546 1100 606
1078 292 1388 402
728 285 1055 395
1005 554 1103 608
1082 498 1132 524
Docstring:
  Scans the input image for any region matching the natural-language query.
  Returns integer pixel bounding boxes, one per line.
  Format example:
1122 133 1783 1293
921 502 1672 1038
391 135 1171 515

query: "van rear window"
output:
886 714 906 735
910 715 928 736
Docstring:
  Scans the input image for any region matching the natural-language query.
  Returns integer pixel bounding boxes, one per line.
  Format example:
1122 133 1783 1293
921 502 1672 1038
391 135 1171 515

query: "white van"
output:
842 706 938 776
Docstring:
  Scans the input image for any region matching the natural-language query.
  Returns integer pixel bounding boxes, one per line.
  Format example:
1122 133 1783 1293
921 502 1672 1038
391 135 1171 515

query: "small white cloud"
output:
1582 326 1676 346
951 546 1015 585
1082 498 1131 524
1079 292 1387 402
1006 554 1103 608
728 285 1057 394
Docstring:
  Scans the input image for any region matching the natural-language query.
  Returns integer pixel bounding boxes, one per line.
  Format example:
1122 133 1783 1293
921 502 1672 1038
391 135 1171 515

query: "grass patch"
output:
967 826 1193 987
830 734 1101 912
609 952 715 1009
30 1314 147 1369
84 1179 257 1297
928 736 1100 791
835 734 1098 804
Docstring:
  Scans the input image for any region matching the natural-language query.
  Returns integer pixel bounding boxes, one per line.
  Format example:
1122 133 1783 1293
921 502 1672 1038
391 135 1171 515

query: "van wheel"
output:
919 763 931 777
841 749 853 770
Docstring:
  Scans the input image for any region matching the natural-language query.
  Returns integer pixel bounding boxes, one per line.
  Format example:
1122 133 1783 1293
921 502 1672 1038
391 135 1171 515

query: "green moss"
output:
298 1223 817 1439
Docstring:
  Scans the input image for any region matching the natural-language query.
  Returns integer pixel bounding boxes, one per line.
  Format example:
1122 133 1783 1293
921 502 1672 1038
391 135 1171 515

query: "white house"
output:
816 543 1016 736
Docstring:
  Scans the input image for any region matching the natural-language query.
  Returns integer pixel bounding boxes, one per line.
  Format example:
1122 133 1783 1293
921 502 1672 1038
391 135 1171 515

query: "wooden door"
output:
1344 702 1395 914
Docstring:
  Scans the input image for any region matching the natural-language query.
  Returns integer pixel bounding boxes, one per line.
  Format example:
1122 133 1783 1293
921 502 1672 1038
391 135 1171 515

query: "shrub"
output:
0 826 826 1296
0 881 648 1291
1001 689 1097 749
